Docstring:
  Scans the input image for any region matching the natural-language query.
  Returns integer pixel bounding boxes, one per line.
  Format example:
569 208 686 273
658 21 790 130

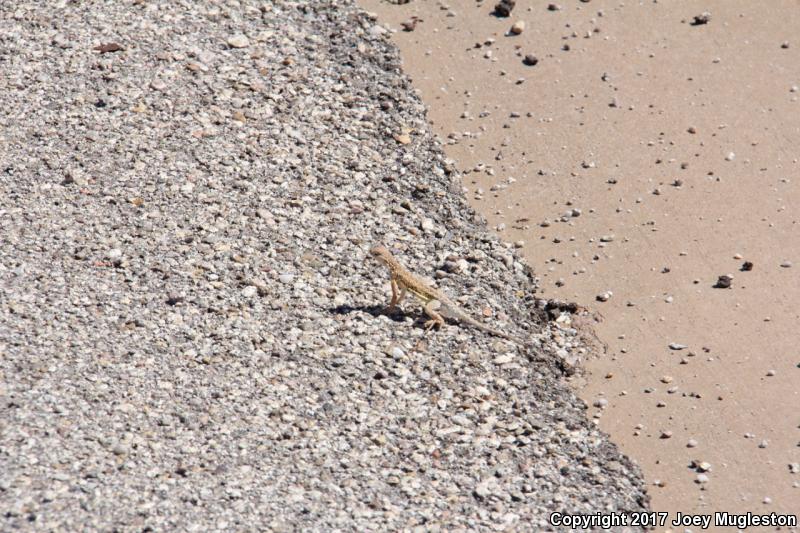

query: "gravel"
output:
0 0 648 530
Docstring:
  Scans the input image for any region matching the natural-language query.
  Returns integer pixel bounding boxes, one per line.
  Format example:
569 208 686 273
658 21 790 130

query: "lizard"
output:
367 244 525 345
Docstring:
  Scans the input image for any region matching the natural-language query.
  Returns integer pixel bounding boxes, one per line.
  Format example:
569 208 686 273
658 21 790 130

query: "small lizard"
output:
367 244 525 345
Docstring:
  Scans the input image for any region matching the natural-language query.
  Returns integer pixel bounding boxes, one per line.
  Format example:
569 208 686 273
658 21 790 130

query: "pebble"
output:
692 12 712 25
687 439 698 448
695 461 712 472
696 473 709 484
660 430 673 439
714 275 733 289
510 21 525 35
523 54 539 66
494 0 515 17
596 291 612 302
780 261 792 268
668 343 687 351
279 273 295 284
227 34 250 48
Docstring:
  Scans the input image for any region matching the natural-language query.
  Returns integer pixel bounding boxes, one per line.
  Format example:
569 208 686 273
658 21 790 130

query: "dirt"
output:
358 0 800 526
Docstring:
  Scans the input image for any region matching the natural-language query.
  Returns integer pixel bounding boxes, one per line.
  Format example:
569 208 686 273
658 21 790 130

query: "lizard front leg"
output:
387 278 406 312
423 299 446 331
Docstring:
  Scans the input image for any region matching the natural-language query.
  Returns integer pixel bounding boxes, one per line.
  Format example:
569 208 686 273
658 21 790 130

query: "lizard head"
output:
367 244 392 266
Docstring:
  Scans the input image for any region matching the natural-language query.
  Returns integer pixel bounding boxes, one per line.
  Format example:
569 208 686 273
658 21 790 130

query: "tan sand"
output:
358 0 800 527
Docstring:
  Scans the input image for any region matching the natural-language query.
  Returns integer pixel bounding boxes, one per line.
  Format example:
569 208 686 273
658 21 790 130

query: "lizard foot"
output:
423 318 444 332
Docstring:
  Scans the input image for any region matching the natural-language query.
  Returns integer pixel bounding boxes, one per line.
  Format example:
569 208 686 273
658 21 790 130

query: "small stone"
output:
474 478 497 498
241 286 257 298
766 369 776 377
758 440 769 448
781 41 790 49
593 398 608 408
714 275 733 289
94 42 124 54
660 376 673 384
741 261 754 271
763 496 772 504
668 343 687 351
789 463 800 474
687 126 697 134
493 0 515 17
227 34 250 48
547 3 561 11
660 430 672 439
510 21 525 35
696 473 709 484
691 12 711 26
523 54 539 66
596 291 612 302
62 169 88 186
493 354 514 365
393 132 411 145
725 152 735 161
780 261 792 268
401 17 420 32
687 439 698 448
279 273 294 284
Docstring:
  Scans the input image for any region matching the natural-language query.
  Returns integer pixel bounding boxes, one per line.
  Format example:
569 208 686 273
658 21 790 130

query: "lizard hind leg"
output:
423 299 446 332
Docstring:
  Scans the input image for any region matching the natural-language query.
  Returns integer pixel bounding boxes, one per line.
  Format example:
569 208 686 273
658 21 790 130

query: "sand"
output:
358 0 800 526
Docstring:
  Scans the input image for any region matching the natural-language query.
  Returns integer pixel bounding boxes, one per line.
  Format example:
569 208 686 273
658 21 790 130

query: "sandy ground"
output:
359 0 799 527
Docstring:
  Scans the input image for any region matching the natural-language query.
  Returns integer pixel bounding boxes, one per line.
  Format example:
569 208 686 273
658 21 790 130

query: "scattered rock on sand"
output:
493 0 515 17
401 17 421 32
691 12 711 26
523 54 539 66
596 291 612 302
741 261 754 271
510 20 525 35
714 274 733 289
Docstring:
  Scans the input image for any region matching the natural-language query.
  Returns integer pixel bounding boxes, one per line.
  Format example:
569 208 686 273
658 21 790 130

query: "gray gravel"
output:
0 1 648 530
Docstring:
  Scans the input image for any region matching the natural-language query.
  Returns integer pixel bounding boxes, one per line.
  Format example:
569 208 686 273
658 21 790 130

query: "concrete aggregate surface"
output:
0 1 647 530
